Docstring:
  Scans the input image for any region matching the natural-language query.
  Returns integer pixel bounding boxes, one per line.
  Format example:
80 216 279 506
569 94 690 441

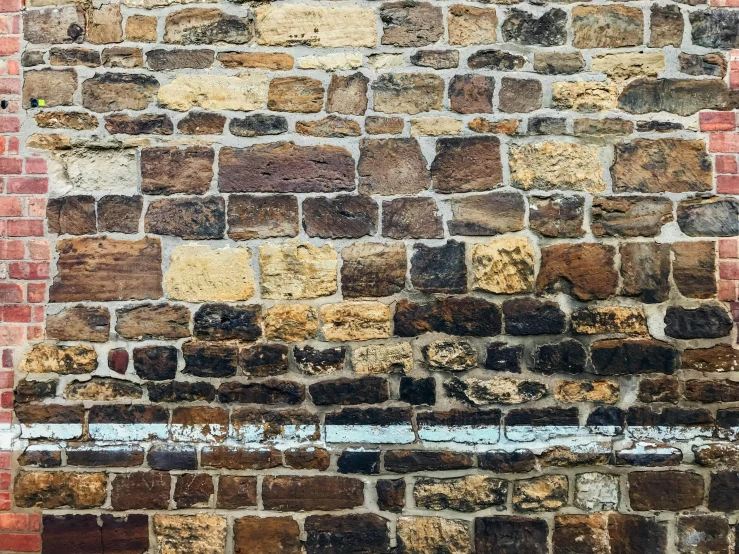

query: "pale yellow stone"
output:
448 5 497 46
571 306 648 335
165 245 254 302
368 53 405 71
26 133 71 150
154 514 227 554
320 302 391 341
299 52 363 71
158 73 268 111
353 342 413 374
397 517 472 554
255 4 377 47
264 304 319 342
410 117 463 136
551 80 619 112
591 52 665 81
555 380 619 403
471 237 536 294
509 142 606 193
123 0 215 7
20 344 97 374
260 242 337 300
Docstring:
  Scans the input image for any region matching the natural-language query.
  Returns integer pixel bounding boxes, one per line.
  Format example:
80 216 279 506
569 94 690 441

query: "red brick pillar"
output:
0 0 44 549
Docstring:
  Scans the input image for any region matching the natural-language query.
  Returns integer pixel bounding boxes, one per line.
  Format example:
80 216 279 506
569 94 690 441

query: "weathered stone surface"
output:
380 1 443 47
513 475 568 512
395 297 502 337
672 241 716 299
88 5 123 44
259 242 337 299
682 344 738 373
268 77 324 113
383 198 443 239
471 238 535 294
158 74 267 111
20 344 97 374
264 305 318 343
510 142 605 192
432 137 503 193
414 475 507 512
147 49 214 71
295 346 346 375
141 146 214 195
145 197 225 239
572 6 643 48
218 52 294 70
500 78 542 113
449 74 494 114
591 339 678 375
230 114 287 137
296 116 361 138
551 81 619 113
679 53 727 77
154 514 227 554
326 73 368 115
591 196 672 237
476 517 548 554
411 241 467 294
35 111 97 130
23 68 77 109
15 472 107 509
299 52 362 71
303 195 377 239
304 514 389 554
49 47 100 67
530 195 585 238
193 304 261 341
620 242 671 303
533 340 587 375
353 342 413 375
126 15 157 41
629 471 704 511
677 196 739 237
410 116 462 136
619 79 731 116
255 4 377 47
45 197 95 235
534 52 585 74
263 476 364 511
502 9 567 46
690 10 739 49
219 142 354 193
321 302 391 341
116 304 190 340
358 138 429 196
504 298 565 335
665 305 733 339
51 148 138 194
448 192 524 236
556 381 619 404
447 377 546 405
571 306 648 335
468 50 525 71
423 340 477 371
82 73 159 112
373 73 444 114
24 6 85 44
164 8 250 45
366 116 404 134
178 112 227 134
105 113 173 135
50 237 162 302
397 517 472 554
65 378 141 401
341 243 406 298
537 243 618 301
228 195 298 240
650 4 683 47
234 517 301 554
47 306 109 343
103 46 144 68
449 5 497 46
574 118 633 138
165 245 253 302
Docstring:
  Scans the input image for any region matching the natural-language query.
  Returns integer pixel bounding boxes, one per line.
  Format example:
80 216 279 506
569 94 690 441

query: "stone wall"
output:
2 0 739 550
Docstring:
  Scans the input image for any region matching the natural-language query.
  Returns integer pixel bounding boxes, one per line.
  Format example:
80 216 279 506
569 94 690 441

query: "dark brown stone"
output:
219 142 355 193
476 516 548 554
619 79 731 116
201 446 280 470
147 48 214 70
672 241 717 299
133 345 177 381
608 514 668 554
377 479 405 512
111 471 171 510
499 78 543 113
177 111 226 134
47 196 96 236
49 237 163 302
431 137 503 193
227 194 298 240
449 74 494 114
650 4 683 47
591 196 673 237
262 476 364 511
677 515 729 554
411 49 459 69
234 517 301 554
529 195 585 238
174 474 213 508
217 476 257 509
628 471 704 511
303 195 378 239
682 344 739 372
49 47 100 67
382 197 443 239
46 306 109 342
410 240 467 294
97 195 142 234
537 243 618 301
141 146 214 195
240 344 288 377
82 73 159 112
104 113 173 135
144 196 225 240
620 242 671 303
358 138 430 195
116 303 190 340
448 192 525 235
638 376 679 403
591 339 678 376
341 242 406 298
285 448 331 471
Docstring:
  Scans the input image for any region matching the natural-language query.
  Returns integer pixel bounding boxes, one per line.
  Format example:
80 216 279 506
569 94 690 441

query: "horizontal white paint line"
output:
716 427 739 441
325 424 415 444
627 426 714 442
89 423 168 441
504 425 584 442
231 424 319 443
20 423 82 440
418 425 500 445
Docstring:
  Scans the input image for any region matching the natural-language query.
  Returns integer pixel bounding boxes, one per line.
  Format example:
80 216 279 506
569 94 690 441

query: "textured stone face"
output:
510 142 605 192
471 238 535 294
414 475 507 512
154 514 227 554
431 137 503 193
341 242 406 298
158 73 268 111
320 302 391 341
373 73 445 114
397 518 472 554
259 242 337 299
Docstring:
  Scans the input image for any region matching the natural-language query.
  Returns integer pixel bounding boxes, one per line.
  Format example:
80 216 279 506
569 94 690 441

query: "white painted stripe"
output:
325 424 415 444
89 423 168 441
20 423 82 440
170 424 227 443
230 424 319 443
617 442 680 456
588 425 623 436
627 426 713 442
418 425 500 445
716 426 739 441
505 425 583 442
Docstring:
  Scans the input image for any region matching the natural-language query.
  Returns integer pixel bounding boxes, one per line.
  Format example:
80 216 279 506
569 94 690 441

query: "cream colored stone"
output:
509 142 606 193
299 52 363 71
555 380 619 403
448 5 497 46
26 134 72 150
154 514 227 554
264 304 319 342
397 517 472 554
255 4 377 47
410 117 463 136
471 237 536 294
158 73 268 111
165 245 254 302
123 0 215 8
260 242 337 300
591 52 665 81
551 80 619 112
49 148 137 196
413 475 507 511
20 344 97 374
353 342 413 374
368 53 405 70
320 302 391 341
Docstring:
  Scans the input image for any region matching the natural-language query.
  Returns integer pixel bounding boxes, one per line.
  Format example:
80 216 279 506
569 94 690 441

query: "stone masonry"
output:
0 0 738 550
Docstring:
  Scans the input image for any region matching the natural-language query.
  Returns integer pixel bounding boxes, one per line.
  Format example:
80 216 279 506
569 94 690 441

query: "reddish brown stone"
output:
97 195 142 234
49 237 163 302
620 242 670 303
285 448 331 471
46 306 110 342
382 198 443 239
47 196 96 236
268 77 324 113
111 471 171 510
537 243 618 301
116 303 191 340
591 196 673 237
107 348 129 374
217 476 257 509
144 196 225 240
672 241 717 299
201 447 281 470
177 111 226 134
174 474 214 508
141 146 214 195
262 476 364 511
234 517 301 554
628 471 704 511
303 195 378 239
431 137 503 193
449 74 494 114
529 195 585 238
448 192 525 236
358 138 430 195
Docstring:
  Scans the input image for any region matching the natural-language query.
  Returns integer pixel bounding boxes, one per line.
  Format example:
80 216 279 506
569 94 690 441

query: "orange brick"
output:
719 238 739 259
700 111 736 132
716 154 738 174
0 533 41 552
710 132 739 153
719 280 738 301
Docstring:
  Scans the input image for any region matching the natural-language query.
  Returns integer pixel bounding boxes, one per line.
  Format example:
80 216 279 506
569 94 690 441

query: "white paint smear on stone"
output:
505 425 584 442
716 427 739 441
230 424 319 444
20 423 82 440
627 426 713 442
170 424 227 443
89 423 168 441
418 425 500 445
325 424 415 444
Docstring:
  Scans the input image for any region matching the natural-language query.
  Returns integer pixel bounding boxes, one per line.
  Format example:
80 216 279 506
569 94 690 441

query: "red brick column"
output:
0 0 44 550
704 50 739 334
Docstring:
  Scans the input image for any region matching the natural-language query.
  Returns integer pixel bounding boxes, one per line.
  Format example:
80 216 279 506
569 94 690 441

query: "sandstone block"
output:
145 197 225 240
510 142 605 192
537 243 618 301
228 195 298 240
448 5 497 45
24 6 85 44
22 68 77 109
471 238 535 294
449 74 494 114
15 472 107 509
321 302 392 341
591 196 672 237
672 241 717 299
46 306 109 342
502 9 566 46
411 241 467 294
372 73 445 114
154 514 227 554
20 344 97 374
513 475 568 512
353 342 413 374
88 5 123 44
233 517 301 554
82 73 158 112
259 242 337 299
530 194 585 238
397 518 472 554
572 6 643 48
264 305 318 342
341 242 406 298
164 8 251 44
380 1 443 47
303 195 377 239
551 81 619 112
414 475 507 512
268 77 324 113
158 73 267 111
383 198 443 239
432 137 503 193
326 73 369 115
591 52 665 80
358 138 429 196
